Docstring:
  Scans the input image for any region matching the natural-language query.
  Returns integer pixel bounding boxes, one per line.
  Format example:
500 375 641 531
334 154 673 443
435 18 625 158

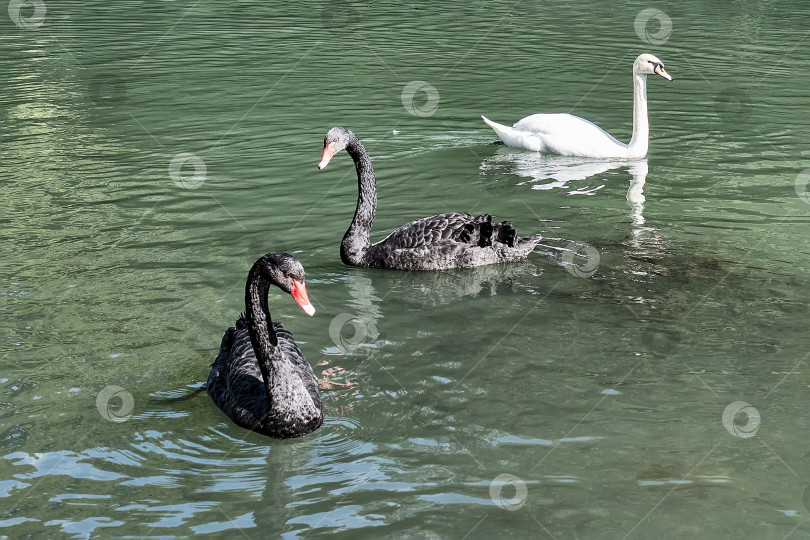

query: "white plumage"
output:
482 54 673 159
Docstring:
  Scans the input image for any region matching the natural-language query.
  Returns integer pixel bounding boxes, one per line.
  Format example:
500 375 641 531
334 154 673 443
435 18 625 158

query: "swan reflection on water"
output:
387 260 544 307
326 261 543 352
479 151 649 226
479 151 677 282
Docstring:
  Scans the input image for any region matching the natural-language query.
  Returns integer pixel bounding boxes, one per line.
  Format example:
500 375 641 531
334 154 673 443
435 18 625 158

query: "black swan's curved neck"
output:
342 136 377 266
245 268 279 406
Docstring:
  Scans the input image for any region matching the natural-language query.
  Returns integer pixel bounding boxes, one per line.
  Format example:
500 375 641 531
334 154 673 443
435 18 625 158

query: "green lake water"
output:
2 1 810 537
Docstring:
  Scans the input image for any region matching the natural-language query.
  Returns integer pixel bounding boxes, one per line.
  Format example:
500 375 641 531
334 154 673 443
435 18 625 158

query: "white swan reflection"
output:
479 151 649 225
625 160 648 226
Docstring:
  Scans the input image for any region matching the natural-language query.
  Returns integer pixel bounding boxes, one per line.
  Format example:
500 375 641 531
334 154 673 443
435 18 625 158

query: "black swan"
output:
207 252 323 439
317 127 543 271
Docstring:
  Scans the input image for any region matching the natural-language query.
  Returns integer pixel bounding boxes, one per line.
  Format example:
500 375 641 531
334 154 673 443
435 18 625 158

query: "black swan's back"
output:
376 212 518 249
364 212 543 271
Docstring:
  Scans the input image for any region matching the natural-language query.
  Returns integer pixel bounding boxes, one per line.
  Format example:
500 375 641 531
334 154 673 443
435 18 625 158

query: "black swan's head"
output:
317 127 356 170
253 252 315 316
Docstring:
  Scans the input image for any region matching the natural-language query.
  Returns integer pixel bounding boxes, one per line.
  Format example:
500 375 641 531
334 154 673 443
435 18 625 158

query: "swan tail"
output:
481 115 542 151
517 233 543 253
481 115 513 141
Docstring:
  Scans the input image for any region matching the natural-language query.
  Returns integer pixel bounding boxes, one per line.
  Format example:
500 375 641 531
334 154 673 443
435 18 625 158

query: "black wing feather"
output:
377 212 516 249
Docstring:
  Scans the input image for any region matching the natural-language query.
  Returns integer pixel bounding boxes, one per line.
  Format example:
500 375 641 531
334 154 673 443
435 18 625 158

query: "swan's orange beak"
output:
318 143 336 170
654 64 673 81
291 279 315 316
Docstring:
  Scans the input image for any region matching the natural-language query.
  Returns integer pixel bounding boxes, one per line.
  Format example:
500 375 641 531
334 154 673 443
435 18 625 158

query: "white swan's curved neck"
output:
626 73 649 158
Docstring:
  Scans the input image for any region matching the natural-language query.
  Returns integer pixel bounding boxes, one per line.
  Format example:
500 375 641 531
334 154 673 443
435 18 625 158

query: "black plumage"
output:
317 127 542 271
207 253 322 439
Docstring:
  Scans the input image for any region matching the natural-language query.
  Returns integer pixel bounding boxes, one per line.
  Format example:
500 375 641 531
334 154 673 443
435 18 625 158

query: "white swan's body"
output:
482 54 672 159
482 113 631 157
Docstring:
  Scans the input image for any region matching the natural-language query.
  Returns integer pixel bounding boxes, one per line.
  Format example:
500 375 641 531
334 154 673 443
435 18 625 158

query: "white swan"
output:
481 54 672 158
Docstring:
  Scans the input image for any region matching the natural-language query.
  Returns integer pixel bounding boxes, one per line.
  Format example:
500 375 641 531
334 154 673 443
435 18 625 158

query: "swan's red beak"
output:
291 279 315 316
318 143 336 170
654 64 673 81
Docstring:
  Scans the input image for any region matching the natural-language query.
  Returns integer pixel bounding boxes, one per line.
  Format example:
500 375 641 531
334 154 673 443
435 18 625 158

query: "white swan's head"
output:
633 54 673 81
